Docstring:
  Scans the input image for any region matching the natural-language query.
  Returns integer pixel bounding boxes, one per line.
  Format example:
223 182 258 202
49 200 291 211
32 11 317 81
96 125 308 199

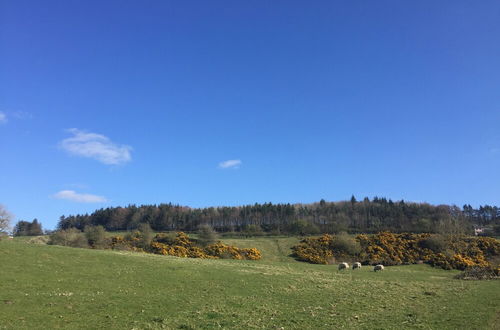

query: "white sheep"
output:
338 262 349 270
352 262 362 270
373 264 385 272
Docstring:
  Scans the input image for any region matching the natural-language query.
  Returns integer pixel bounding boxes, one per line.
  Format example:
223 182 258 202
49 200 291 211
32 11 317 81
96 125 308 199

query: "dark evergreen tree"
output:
13 219 43 236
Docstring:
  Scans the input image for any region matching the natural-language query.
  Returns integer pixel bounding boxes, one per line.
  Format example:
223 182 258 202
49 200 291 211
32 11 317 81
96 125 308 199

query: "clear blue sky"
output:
1 1 499 229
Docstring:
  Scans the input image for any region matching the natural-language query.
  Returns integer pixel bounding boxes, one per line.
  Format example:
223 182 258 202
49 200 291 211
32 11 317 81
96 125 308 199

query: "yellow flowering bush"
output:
244 248 262 260
292 232 500 272
110 235 144 252
203 242 261 260
292 235 334 264
134 232 261 260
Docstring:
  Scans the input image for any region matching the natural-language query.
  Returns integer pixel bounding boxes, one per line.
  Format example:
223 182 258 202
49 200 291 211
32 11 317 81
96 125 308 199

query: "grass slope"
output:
1 238 499 329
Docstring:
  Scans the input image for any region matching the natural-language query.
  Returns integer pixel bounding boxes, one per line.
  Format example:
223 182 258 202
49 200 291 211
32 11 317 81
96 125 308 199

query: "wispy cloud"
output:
53 190 108 203
218 159 242 169
60 128 132 165
0 112 7 124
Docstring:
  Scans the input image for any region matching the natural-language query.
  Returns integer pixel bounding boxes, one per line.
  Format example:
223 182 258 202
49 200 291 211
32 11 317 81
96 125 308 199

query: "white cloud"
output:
0 112 7 123
53 190 108 203
218 159 242 169
60 128 132 165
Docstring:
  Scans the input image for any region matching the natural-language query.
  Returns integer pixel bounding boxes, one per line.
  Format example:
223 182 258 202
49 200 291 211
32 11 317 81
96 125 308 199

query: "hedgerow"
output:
292 232 500 274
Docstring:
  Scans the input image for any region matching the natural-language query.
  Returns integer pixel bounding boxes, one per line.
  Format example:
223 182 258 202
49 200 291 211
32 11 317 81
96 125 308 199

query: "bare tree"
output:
0 204 13 233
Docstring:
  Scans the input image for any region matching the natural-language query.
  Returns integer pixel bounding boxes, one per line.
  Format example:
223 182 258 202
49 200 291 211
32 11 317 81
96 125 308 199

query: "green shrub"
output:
419 235 448 253
287 220 320 236
196 224 219 247
137 223 154 249
331 232 361 256
84 225 107 249
28 236 49 244
49 228 88 248
243 224 265 236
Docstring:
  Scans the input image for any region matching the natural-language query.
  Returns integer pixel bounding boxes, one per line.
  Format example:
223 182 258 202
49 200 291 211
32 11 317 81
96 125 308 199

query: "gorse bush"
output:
292 232 360 264
292 234 335 264
110 235 142 252
48 227 262 261
203 242 261 260
154 232 178 245
292 232 500 273
111 232 262 261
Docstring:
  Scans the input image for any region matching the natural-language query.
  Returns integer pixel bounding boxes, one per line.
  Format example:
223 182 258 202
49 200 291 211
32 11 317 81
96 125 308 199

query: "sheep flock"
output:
337 262 385 272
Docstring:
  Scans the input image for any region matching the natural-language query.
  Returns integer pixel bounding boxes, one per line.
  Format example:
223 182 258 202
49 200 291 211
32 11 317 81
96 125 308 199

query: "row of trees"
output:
56 197 500 235
462 204 500 225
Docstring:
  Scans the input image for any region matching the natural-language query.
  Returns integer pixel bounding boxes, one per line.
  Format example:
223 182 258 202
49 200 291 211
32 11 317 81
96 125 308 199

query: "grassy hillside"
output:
1 238 499 329
221 236 301 263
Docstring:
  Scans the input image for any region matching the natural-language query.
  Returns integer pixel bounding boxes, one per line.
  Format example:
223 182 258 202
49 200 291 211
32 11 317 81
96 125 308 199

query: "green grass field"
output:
1 237 499 329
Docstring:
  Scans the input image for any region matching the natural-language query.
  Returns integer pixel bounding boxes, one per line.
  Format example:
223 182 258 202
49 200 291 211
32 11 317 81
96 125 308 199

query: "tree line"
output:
56 197 500 235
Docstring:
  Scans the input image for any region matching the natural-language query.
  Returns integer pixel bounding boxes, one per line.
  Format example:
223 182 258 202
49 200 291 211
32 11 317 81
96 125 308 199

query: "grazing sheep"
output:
373 264 385 272
338 262 349 270
352 262 362 270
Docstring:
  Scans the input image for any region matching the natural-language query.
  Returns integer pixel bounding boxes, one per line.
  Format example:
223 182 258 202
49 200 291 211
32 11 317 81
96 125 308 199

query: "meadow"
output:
1 236 499 329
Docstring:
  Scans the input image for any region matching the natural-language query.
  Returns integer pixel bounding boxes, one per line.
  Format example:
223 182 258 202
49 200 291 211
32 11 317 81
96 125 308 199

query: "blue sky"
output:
1 1 499 229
